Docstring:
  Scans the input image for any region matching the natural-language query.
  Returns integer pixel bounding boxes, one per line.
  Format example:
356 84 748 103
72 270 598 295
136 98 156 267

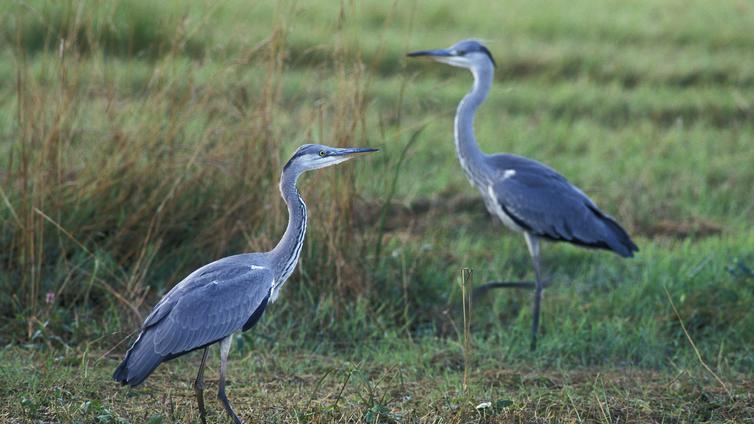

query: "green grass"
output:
1 0 753 422
2 340 752 423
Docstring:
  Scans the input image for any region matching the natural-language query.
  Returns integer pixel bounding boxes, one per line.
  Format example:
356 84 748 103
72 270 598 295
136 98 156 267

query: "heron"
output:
113 144 377 423
407 39 638 351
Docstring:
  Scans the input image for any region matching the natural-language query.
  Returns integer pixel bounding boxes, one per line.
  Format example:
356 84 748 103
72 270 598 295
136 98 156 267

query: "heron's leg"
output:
217 336 242 424
194 346 210 424
525 232 544 351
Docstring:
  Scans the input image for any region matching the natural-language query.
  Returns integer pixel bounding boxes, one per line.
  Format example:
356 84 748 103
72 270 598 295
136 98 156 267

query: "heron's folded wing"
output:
147 262 274 357
492 170 608 246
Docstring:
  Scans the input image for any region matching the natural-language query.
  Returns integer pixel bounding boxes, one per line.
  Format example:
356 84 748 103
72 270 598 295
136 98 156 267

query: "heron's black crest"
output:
283 151 303 171
478 45 496 67
452 39 496 67
283 144 318 171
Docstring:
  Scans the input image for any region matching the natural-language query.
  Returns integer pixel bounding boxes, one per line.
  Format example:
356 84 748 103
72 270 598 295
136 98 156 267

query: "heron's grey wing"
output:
147 260 274 357
142 256 254 328
113 257 274 386
491 161 637 257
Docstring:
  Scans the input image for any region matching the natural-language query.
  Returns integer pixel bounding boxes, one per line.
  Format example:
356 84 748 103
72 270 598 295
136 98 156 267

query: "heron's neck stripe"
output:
277 192 307 284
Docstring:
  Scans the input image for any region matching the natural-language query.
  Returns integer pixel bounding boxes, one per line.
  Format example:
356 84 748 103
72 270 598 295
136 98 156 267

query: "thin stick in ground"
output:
460 267 472 393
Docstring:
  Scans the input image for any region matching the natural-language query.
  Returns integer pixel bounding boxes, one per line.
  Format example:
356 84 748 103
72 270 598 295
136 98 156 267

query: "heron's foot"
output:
194 379 207 424
473 279 553 299
218 384 243 424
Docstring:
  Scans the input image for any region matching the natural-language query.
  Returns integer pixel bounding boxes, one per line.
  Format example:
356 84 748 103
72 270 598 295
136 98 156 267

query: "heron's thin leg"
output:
217 336 242 424
194 346 209 424
525 233 544 351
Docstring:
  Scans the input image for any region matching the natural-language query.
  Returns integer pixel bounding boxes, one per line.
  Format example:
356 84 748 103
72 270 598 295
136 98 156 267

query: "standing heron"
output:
113 144 377 423
407 39 637 351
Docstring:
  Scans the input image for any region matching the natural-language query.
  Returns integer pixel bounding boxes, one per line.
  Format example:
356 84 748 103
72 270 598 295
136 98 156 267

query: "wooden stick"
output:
461 268 473 393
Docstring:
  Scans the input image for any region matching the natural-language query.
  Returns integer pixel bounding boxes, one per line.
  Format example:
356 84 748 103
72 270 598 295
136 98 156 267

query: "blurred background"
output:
1 0 753 421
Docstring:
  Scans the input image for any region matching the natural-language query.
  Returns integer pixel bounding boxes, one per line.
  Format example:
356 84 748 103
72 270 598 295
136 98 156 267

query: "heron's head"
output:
407 39 496 71
283 144 378 174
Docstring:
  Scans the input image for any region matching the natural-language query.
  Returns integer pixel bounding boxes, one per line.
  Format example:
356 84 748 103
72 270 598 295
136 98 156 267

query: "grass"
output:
1 0 753 422
2 341 752 423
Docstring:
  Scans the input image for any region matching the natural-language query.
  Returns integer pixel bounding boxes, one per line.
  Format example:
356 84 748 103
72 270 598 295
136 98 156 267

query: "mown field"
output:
1 0 753 422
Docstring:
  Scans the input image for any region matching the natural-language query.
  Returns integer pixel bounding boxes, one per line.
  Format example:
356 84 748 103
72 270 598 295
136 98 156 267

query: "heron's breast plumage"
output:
485 184 526 233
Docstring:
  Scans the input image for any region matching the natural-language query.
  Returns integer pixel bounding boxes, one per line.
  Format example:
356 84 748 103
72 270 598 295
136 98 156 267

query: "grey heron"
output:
113 144 377 423
408 39 638 351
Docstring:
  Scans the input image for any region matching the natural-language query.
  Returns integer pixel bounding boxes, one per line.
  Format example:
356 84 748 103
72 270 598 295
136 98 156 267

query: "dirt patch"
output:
357 193 726 242
353 192 488 233
645 218 724 239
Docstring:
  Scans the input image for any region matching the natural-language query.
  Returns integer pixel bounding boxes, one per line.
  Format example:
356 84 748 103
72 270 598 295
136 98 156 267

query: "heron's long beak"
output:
332 147 379 157
406 48 453 58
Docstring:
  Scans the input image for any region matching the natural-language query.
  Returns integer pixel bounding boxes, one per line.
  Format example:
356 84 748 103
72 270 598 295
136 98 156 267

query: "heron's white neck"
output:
270 169 308 285
454 64 494 186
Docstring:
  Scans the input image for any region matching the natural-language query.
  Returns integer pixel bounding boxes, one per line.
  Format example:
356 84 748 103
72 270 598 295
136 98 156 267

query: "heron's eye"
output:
456 50 466 56
318 150 326 157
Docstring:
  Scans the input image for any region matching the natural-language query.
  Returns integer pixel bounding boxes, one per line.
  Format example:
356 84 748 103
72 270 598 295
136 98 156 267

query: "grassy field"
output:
1 0 753 422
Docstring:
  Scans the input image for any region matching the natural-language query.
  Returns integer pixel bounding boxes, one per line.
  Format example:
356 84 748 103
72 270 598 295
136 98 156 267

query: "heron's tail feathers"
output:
113 332 163 387
597 212 639 258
